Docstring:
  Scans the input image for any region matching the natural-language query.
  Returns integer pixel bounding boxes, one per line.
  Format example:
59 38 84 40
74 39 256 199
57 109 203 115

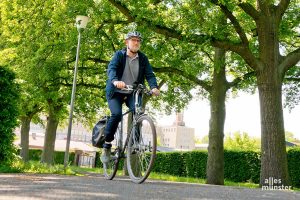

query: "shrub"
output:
24 149 75 165
287 147 300 187
21 147 300 187
153 152 186 176
0 66 20 166
183 151 207 179
224 150 260 183
153 148 299 187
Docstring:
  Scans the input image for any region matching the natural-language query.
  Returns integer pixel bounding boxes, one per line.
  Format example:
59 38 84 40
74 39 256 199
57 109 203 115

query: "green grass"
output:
0 160 76 175
148 172 259 188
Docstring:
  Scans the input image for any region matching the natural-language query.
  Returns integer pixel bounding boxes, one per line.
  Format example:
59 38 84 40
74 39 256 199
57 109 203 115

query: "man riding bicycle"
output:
101 31 160 163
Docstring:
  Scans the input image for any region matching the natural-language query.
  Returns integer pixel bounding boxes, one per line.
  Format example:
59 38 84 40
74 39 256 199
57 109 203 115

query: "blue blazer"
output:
106 48 158 99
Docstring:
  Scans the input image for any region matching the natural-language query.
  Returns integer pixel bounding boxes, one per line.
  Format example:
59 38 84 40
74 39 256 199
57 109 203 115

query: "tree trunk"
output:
20 116 31 162
256 11 290 187
257 64 290 187
41 108 59 165
206 47 227 185
258 75 290 187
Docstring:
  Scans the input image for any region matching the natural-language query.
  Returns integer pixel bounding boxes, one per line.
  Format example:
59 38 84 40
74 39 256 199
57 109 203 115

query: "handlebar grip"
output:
121 85 133 91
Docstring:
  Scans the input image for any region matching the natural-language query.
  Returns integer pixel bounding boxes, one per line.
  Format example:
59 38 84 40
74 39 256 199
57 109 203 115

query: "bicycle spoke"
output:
139 153 147 175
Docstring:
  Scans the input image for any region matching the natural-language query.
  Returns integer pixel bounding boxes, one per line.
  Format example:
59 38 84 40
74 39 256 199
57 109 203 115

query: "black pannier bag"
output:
92 116 109 148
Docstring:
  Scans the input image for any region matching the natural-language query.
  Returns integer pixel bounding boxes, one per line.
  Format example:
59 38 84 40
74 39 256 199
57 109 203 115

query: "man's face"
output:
126 37 141 53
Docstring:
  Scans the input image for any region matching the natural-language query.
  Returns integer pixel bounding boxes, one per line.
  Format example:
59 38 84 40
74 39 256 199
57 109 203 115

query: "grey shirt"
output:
117 54 139 94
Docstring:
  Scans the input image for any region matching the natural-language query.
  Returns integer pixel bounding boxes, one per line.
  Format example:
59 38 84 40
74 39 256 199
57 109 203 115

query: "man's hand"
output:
113 81 126 89
151 88 160 96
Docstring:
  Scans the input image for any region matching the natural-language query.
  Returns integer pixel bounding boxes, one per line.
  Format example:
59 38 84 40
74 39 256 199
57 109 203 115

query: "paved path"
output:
0 173 299 200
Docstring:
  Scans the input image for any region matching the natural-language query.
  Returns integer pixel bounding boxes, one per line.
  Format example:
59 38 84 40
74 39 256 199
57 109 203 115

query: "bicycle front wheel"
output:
127 115 157 184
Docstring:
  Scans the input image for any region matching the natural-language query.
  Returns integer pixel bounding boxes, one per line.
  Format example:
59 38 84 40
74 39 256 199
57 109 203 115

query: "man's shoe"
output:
100 147 111 163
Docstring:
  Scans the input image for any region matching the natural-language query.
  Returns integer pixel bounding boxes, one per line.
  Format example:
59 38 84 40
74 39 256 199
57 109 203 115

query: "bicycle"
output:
102 84 157 184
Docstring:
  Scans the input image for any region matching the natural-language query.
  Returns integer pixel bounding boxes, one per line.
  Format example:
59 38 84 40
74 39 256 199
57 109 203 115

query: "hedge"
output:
287 147 300 187
224 150 260 183
25 149 75 165
152 148 300 187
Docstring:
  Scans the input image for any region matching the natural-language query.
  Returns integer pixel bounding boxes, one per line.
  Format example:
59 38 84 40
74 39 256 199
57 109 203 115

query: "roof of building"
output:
157 146 177 152
14 134 97 153
285 141 298 147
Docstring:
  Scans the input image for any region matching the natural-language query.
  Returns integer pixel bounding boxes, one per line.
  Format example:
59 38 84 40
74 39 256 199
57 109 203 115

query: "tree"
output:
200 135 209 144
1 0 108 164
224 131 260 151
0 66 20 166
19 98 42 162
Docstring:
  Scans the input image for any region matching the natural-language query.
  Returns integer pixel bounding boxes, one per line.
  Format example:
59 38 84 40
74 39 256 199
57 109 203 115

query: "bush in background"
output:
23 149 75 165
153 148 299 187
224 150 260 183
287 147 300 187
0 66 20 166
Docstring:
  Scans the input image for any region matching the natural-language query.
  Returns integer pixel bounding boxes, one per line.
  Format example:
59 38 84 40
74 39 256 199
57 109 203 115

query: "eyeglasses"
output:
130 38 141 43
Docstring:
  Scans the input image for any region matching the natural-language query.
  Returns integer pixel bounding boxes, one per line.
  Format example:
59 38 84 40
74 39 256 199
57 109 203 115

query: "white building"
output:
157 112 195 151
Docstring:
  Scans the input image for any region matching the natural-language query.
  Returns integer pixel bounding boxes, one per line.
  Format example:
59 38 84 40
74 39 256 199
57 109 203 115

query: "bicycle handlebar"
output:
121 84 152 96
120 85 134 91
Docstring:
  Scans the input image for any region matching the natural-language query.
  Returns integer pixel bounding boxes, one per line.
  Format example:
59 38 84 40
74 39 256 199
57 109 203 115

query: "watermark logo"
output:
262 177 292 190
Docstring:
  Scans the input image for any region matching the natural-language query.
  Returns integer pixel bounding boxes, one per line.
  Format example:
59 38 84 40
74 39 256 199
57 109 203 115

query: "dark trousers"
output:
104 92 135 143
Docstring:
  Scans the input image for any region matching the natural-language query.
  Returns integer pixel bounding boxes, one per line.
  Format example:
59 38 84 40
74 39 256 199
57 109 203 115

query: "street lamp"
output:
64 15 90 169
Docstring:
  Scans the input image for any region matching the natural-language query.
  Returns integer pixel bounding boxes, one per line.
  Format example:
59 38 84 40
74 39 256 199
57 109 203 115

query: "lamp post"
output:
64 15 90 169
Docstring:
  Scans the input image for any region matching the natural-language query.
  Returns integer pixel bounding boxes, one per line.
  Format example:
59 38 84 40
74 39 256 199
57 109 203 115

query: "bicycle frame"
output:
116 84 148 158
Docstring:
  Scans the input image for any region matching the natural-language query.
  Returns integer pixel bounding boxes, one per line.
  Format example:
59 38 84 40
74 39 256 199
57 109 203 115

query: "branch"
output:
277 0 290 18
107 0 135 21
238 2 260 21
57 82 104 89
157 79 165 89
280 47 300 73
203 50 214 62
22 104 43 118
285 77 300 82
152 66 211 91
102 19 131 25
210 0 249 45
257 0 268 12
48 76 105 89
212 40 259 70
227 71 256 88
87 57 109 64
152 0 164 5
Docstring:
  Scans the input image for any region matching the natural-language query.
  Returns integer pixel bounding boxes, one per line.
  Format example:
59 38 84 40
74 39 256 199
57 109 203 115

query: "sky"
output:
158 92 300 140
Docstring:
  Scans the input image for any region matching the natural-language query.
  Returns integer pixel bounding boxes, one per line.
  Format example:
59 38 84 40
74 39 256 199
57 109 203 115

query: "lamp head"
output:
75 15 90 30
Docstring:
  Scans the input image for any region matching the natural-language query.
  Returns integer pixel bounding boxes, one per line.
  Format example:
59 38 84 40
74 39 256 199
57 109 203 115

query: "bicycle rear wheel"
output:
127 115 157 184
103 127 121 180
